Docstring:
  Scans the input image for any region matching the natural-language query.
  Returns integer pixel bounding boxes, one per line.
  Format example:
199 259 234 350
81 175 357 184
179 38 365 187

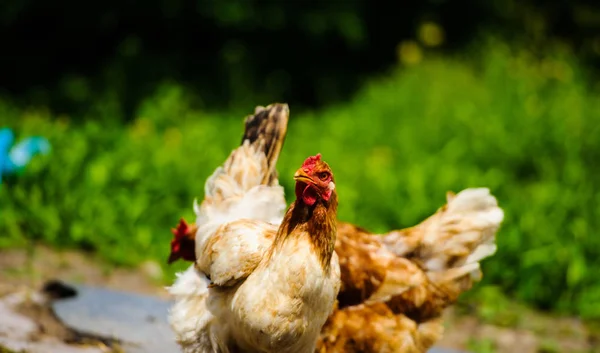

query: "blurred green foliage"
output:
1 38 599 319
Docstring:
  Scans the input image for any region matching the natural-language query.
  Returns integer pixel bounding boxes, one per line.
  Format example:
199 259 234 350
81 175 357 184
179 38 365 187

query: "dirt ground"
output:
0 245 598 353
0 246 167 299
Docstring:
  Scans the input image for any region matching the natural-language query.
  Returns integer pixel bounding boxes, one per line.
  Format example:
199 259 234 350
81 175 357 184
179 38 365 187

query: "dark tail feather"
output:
241 103 290 186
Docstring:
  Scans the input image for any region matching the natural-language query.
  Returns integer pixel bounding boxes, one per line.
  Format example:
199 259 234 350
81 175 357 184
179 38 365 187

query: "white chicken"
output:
168 103 341 353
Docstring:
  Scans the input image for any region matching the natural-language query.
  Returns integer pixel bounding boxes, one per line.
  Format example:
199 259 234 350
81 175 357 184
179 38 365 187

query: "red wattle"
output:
302 185 318 206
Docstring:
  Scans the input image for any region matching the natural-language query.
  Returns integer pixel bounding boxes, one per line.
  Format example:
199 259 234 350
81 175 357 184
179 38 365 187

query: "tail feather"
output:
381 187 504 288
241 103 289 186
206 103 289 197
197 103 290 226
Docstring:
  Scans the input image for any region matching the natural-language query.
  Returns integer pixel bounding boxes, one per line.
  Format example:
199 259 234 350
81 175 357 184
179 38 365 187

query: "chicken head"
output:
168 218 198 264
294 153 336 206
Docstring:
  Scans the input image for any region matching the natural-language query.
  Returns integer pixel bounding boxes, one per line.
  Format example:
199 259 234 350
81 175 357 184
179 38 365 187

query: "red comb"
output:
172 218 190 238
302 153 322 172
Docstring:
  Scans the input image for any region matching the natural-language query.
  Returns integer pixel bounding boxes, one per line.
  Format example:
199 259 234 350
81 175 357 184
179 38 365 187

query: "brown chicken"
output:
168 103 504 353
318 187 502 352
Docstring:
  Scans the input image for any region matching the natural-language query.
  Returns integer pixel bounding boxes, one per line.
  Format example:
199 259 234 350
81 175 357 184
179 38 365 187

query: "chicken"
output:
168 103 341 353
168 103 504 353
317 188 503 353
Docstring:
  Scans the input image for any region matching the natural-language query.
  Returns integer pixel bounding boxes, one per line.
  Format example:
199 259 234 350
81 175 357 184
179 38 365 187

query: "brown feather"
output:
317 302 443 353
334 223 387 307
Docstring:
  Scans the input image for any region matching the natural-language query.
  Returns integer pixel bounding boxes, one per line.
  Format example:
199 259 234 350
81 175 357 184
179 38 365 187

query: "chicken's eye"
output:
318 172 329 181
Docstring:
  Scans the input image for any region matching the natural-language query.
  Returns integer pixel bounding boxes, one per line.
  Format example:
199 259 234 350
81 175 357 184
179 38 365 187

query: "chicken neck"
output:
272 192 338 272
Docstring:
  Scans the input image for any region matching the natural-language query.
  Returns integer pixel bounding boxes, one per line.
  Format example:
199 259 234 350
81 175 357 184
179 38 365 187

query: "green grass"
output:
1 37 599 318
466 338 497 353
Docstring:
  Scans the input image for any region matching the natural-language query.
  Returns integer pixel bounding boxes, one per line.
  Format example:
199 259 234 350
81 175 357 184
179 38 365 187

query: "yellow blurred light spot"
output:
397 41 422 66
130 118 153 138
56 114 70 130
164 127 182 148
553 61 573 82
418 22 445 47
368 146 393 170
540 59 554 77
541 59 573 82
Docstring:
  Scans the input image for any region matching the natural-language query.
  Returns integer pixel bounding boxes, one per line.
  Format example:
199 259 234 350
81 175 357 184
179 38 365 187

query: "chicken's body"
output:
168 104 341 353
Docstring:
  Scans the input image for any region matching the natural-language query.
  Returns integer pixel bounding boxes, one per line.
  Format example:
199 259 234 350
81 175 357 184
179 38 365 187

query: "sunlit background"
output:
1 1 599 352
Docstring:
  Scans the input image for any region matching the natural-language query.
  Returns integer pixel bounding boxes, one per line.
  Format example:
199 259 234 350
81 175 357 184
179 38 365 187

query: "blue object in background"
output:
0 127 51 184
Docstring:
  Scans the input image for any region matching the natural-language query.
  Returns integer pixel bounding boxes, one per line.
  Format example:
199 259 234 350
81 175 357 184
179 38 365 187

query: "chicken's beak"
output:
293 168 314 184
